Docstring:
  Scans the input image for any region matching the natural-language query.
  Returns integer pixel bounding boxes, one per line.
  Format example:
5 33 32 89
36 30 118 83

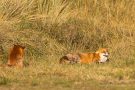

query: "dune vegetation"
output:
0 0 135 90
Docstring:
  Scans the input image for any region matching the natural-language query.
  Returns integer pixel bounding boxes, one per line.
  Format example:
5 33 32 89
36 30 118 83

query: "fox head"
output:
96 48 109 63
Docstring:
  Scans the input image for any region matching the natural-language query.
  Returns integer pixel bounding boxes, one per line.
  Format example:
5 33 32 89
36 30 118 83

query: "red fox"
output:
59 48 109 64
7 44 25 68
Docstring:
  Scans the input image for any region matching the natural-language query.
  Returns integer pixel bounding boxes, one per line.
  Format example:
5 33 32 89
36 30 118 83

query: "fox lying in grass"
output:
59 48 109 64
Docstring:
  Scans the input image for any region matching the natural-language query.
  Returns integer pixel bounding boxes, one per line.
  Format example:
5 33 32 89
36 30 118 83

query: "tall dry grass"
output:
0 0 134 65
0 0 135 89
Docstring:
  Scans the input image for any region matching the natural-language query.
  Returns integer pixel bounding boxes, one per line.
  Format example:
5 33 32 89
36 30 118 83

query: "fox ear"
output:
13 44 18 48
20 45 25 49
22 46 25 49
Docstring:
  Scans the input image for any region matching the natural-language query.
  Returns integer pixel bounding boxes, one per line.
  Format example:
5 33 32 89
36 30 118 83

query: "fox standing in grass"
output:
59 48 109 64
7 44 25 68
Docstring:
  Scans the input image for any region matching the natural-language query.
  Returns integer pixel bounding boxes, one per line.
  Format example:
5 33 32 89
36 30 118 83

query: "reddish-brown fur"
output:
79 53 100 63
59 48 108 64
7 44 25 68
79 48 108 63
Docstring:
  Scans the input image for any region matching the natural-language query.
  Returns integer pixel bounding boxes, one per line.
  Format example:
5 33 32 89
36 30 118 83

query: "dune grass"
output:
0 59 135 90
0 0 135 90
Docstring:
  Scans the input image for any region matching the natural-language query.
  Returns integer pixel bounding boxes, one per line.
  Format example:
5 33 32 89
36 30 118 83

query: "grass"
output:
0 59 135 90
0 0 135 90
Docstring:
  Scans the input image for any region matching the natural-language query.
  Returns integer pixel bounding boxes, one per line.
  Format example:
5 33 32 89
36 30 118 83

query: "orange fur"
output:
59 48 109 64
7 44 25 68
79 53 100 63
79 48 108 63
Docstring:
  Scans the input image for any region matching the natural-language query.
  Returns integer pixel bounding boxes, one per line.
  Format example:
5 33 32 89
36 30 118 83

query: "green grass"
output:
0 0 135 90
